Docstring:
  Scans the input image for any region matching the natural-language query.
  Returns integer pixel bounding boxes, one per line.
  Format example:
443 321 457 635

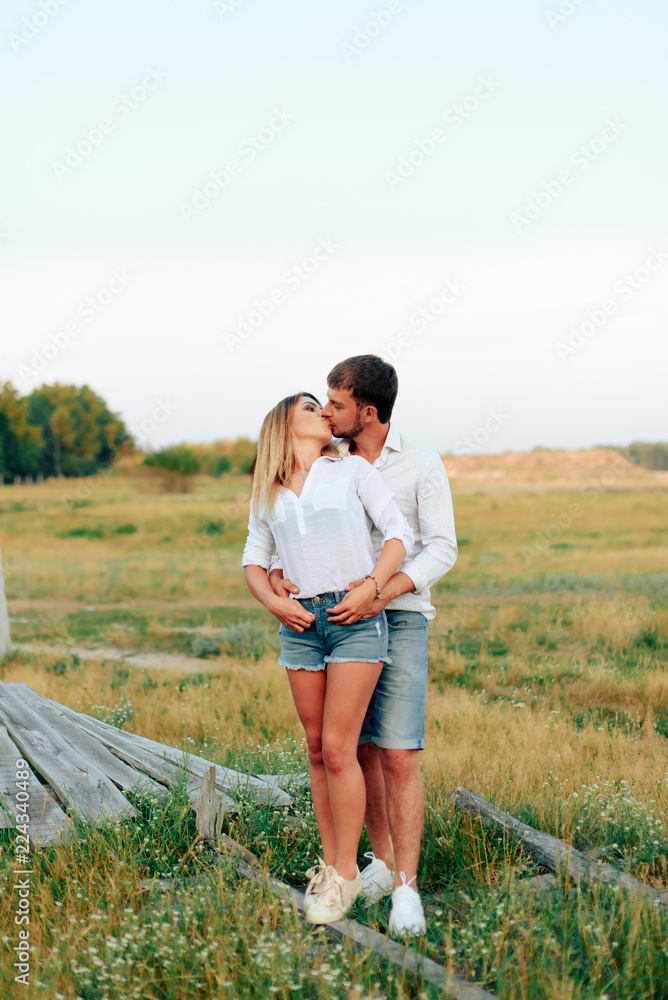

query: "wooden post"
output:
0 545 10 659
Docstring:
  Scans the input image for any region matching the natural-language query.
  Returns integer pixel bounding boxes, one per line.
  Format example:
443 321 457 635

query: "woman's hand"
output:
244 564 314 632
267 595 315 632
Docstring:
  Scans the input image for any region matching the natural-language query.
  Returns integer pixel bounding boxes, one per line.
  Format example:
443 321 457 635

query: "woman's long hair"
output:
251 393 339 518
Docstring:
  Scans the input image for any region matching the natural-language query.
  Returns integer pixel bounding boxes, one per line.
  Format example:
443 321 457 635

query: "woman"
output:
242 392 413 924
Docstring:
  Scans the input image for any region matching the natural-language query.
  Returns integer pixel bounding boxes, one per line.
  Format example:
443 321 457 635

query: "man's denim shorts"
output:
278 590 390 671
358 609 429 750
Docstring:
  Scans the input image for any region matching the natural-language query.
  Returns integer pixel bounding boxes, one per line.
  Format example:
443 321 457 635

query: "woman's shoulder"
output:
331 454 370 479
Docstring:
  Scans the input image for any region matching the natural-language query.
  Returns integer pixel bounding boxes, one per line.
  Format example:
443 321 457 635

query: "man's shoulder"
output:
393 430 446 473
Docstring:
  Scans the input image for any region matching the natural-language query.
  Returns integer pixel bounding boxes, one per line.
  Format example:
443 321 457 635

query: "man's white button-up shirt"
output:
339 425 457 619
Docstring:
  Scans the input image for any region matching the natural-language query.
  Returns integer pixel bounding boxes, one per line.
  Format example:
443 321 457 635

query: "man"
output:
272 354 457 936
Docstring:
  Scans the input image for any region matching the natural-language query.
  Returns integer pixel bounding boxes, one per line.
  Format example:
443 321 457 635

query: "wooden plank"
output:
452 787 668 910
237 861 497 1000
0 686 170 804
254 772 309 791
55 703 237 814
0 682 136 824
0 726 73 846
59 702 290 806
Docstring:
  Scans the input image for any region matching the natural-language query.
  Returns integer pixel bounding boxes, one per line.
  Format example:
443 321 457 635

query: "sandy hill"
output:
441 448 668 490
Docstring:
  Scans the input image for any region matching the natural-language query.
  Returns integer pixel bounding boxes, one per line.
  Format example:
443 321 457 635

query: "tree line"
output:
1 380 665 482
0 381 256 482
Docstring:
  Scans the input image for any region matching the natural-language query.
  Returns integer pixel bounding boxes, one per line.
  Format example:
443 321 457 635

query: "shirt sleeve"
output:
241 508 275 570
400 455 457 593
355 461 414 557
268 550 283 574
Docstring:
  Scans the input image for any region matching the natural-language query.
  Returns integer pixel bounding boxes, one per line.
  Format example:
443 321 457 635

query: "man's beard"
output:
336 411 364 440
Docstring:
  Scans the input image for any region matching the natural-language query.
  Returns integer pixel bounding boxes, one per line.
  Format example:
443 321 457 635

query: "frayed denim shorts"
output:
278 590 390 672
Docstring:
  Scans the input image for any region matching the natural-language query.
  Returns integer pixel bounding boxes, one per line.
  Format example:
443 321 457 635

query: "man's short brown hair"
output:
327 354 398 424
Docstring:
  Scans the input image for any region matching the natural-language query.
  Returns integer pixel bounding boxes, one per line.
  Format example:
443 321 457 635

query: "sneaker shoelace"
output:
315 872 345 909
304 859 334 898
397 871 418 891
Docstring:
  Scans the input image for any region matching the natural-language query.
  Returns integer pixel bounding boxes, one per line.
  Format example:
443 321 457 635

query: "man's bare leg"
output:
357 741 394 869
378 747 424 889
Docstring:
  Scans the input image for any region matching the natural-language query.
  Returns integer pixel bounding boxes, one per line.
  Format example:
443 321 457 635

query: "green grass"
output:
0 472 667 999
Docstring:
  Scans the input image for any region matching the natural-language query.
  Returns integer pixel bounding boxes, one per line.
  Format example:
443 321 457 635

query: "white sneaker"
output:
388 873 426 938
306 868 362 925
303 859 335 913
360 851 395 905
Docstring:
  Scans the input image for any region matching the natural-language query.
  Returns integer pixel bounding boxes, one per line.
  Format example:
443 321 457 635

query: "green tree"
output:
229 436 256 474
25 383 127 477
628 442 668 471
143 445 201 492
0 382 43 481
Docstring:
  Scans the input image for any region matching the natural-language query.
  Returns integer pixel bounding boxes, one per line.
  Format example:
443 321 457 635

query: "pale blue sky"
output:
1 0 666 451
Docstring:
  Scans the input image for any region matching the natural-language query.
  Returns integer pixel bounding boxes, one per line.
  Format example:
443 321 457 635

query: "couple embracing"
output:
242 354 457 936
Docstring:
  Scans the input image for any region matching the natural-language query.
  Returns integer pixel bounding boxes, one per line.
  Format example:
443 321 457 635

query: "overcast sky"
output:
1 0 666 453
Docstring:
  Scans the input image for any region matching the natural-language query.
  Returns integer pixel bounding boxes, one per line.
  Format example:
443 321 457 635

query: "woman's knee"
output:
305 734 324 767
322 736 356 774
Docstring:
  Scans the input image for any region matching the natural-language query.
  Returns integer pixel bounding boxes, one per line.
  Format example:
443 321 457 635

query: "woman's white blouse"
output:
242 455 414 599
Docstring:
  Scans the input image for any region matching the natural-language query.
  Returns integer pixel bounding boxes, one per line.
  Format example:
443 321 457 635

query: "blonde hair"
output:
251 393 339 518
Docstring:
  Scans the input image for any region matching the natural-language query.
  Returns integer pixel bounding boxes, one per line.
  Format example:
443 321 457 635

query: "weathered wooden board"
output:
56 703 237 813
0 682 136 823
237 861 497 1000
0 725 73 845
254 772 309 791
452 787 668 910
0 685 170 803
61 703 290 806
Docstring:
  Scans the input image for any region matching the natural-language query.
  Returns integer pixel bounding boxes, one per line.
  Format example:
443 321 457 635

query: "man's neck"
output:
349 422 390 464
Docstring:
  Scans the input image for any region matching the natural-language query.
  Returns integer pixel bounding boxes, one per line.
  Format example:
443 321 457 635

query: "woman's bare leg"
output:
321 661 383 880
286 668 336 865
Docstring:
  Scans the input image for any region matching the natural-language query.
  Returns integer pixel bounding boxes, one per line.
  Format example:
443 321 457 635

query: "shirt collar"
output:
334 425 401 461
383 423 402 454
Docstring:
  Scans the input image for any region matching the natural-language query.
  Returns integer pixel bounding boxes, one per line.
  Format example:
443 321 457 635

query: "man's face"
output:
322 386 364 439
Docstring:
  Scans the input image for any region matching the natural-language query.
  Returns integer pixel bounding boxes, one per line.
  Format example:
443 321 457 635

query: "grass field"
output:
1 456 667 1000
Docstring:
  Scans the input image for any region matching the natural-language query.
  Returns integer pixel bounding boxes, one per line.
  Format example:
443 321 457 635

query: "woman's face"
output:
291 395 332 446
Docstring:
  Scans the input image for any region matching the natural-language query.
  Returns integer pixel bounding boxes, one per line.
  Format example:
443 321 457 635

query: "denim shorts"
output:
358 610 429 750
277 591 390 671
